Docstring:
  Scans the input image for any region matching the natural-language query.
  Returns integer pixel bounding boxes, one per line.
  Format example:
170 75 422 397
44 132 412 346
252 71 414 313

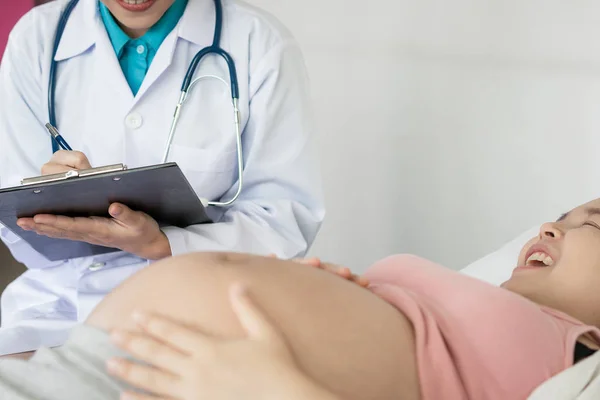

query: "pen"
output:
45 123 73 151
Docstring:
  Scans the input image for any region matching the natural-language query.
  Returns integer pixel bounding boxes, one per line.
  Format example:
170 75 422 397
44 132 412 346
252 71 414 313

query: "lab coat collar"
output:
178 0 217 47
99 0 188 58
54 0 100 62
54 0 216 62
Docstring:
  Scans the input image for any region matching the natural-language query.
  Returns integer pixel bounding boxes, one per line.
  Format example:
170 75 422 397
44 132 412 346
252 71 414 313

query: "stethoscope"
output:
48 0 243 207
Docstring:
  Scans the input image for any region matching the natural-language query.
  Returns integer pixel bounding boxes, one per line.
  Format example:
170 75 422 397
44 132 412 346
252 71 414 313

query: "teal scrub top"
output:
99 0 188 95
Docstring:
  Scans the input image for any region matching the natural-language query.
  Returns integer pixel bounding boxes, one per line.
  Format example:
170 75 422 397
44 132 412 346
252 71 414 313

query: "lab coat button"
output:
125 113 143 129
88 262 106 272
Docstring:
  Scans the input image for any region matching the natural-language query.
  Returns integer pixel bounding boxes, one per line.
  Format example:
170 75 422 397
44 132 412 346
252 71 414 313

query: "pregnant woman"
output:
0 198 599 400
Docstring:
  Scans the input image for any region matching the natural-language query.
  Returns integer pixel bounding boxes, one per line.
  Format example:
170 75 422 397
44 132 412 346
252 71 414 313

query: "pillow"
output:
460 226 539 286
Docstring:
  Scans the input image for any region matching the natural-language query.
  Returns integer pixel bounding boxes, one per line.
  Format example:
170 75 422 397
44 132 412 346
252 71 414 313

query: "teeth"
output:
122 0 151 4
526 252 554 266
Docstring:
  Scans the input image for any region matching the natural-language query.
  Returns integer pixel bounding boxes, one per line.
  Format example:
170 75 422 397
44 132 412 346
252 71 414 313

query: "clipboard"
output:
0 162 212 261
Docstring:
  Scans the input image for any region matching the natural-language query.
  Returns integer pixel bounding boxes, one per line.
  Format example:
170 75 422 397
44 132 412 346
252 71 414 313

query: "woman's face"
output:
99 0 176 38
502 198 600 327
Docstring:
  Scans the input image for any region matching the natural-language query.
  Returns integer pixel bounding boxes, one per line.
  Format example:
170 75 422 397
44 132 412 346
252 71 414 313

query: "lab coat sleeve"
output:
162 40 325 259
0 26 50 191
0 23 64 268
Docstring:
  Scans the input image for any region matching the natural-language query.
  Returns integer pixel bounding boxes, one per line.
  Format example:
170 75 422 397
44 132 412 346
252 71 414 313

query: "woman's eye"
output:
584 222 600 230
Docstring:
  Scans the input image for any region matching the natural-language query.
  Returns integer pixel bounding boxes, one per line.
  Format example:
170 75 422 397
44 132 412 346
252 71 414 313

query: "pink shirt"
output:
364 254 600 400
0 1 34 61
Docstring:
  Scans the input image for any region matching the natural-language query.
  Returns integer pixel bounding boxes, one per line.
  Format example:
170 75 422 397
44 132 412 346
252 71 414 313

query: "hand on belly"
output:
106 283 338 400
270 254 370 288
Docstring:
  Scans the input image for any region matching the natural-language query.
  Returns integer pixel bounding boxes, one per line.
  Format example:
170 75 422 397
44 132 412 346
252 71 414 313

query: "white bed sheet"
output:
528 351 600 400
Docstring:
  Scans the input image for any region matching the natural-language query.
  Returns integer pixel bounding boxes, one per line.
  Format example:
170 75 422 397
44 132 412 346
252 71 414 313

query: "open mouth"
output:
525 251 554 267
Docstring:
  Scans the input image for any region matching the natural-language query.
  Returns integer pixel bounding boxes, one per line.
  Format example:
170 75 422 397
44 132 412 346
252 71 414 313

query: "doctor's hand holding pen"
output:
16 133 172 261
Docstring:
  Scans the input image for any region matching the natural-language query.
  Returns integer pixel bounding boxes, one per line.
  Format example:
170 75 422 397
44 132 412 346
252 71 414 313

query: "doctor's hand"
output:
41 150 92 174
106 284 339 400
16 203 171 261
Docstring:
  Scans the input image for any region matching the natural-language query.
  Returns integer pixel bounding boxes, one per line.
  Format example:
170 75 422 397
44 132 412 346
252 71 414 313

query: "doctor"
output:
0 0 324 355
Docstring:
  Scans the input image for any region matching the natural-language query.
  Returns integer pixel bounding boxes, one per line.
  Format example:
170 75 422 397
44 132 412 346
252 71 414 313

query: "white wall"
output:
249 0 600 272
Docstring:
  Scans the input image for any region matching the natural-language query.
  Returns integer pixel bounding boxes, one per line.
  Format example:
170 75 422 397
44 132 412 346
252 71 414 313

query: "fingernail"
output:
121 392 137 400
106 358 123 374
110 205 122 216
231 283 247 297
110 331 126 345
132 311 147 324
17 221 29 230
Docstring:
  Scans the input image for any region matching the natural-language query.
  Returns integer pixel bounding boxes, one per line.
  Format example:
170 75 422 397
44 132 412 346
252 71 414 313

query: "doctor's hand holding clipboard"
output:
0 0 325 356
15 149 172 261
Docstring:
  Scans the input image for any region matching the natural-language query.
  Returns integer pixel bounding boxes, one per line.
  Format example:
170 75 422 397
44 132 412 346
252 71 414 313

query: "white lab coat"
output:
0 0 325 354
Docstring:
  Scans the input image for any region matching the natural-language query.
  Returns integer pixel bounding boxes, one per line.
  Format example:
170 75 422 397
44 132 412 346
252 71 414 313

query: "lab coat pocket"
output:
168 144 238 199
169 144 237 172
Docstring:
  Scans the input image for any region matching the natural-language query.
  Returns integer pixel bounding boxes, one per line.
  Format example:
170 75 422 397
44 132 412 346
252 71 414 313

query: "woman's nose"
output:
539 222 563 240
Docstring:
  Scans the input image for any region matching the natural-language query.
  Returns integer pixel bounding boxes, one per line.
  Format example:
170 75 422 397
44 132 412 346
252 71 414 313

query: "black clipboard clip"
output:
20 164 128 186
